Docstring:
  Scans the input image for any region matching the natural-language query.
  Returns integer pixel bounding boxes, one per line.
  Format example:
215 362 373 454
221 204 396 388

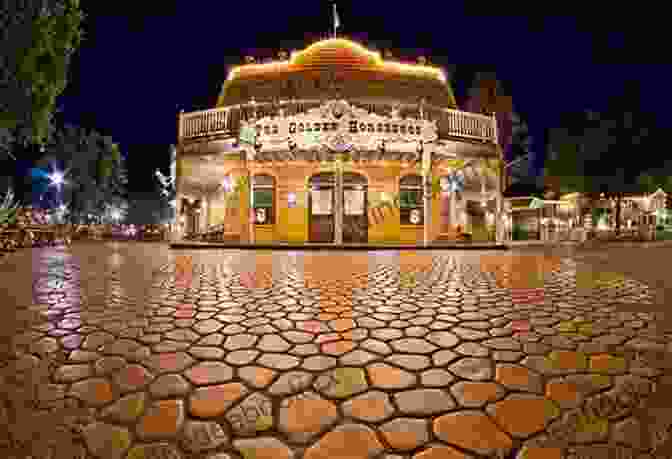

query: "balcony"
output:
178 100 497 145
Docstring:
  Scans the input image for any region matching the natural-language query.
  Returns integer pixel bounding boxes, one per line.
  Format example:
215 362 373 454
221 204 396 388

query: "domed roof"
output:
217 38 456 108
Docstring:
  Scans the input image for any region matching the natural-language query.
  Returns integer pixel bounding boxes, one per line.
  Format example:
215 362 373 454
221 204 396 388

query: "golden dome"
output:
217 38 456 108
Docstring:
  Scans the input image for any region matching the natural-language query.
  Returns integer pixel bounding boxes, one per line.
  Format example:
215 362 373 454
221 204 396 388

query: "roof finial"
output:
332 3 340 39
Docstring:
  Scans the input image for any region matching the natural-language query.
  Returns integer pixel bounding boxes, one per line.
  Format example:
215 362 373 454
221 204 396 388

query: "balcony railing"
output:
178 100 497 144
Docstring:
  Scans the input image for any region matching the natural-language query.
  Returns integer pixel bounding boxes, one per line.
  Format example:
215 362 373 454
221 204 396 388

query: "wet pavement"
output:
1 242 672 459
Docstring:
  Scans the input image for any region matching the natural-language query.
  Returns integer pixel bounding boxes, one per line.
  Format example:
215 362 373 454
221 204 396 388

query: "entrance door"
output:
342 172 368 243
308 173 335 242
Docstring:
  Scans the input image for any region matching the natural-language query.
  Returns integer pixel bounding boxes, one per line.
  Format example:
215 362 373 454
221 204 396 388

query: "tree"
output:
35 124 128 224
464 72 536 189
1 0 84 152
545 100 655 234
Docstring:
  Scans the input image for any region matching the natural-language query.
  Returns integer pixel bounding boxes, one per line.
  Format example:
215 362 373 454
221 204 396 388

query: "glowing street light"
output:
49 171 65 187
110 208 123 224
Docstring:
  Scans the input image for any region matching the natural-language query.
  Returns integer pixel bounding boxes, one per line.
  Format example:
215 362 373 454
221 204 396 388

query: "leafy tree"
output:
545 100 655 234
35 125 128 223
1 0 84 152
464 72 535 188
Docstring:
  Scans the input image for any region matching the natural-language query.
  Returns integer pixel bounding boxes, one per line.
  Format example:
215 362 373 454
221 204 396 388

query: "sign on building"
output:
239 124 257 146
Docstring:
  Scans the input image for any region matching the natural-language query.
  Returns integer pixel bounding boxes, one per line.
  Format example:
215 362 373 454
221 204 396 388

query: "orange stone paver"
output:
189 383 248 418
486 395 561 438
547 350 587 372
450 381 504 407
589 353 628 374
517 445 564 459
137 399 184 439
238 366 276 388
329 319 356 332
545 380 582 408
433 411 513 456
280 395 338 438
495 364 543 393
367 363 416 389
413 445 471 459
303 423 384 459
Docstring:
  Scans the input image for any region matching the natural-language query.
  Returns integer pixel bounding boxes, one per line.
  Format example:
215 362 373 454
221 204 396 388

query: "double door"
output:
308 172 368 243
342 185 367 243
308 185 335 243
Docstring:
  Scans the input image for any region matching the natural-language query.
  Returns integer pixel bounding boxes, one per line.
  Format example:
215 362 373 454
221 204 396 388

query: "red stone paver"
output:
113 364 154 393
144 352 195 374
184 361 234 385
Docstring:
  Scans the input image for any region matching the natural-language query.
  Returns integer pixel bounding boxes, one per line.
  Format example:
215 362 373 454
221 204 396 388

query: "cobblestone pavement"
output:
2 242 672 459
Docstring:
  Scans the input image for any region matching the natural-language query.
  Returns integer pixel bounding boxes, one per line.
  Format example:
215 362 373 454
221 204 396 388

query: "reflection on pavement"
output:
0 244 669 459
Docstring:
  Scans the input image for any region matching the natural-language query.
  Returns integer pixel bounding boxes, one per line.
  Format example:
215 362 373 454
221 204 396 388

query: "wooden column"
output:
422 146 432 246
334 156 343 244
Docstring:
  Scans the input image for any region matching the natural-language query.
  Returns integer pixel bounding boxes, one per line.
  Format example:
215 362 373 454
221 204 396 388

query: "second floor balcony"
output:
178 100 498 147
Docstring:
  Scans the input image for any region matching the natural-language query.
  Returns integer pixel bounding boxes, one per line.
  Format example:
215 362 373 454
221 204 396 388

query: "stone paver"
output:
1 243 667 459
234 437 294 459
150 373 191 398
394 389 456 415
367 363 417 389
189 383 248 418
434 410 513 456
185 362 234 385
279 391 338 443
486 394 561 438
340 390 395 422
100 392 147 423
303 423 384 459
181 420 229 452
82 422 132 459
137 399 185 439
450 381 505 407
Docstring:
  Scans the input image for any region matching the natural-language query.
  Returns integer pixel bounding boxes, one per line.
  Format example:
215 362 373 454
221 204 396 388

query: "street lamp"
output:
496 152 535 243
49 171 64 187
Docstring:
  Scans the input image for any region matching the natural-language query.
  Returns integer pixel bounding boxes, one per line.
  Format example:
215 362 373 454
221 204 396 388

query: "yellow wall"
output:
254 225 275 242
183 159 456 243
209 200 227 227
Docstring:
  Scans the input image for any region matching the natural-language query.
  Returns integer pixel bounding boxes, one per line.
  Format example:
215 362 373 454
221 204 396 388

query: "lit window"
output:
253 175 275 225
399 175 423 225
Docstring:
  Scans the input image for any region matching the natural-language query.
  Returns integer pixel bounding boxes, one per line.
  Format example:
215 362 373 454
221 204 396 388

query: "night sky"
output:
58 3 671 192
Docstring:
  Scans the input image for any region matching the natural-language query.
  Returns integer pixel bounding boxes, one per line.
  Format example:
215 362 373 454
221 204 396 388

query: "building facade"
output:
175 38 502 244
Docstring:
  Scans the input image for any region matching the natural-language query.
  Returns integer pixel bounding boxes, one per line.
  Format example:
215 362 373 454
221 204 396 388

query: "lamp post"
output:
497 151 534 243
48 170 67 221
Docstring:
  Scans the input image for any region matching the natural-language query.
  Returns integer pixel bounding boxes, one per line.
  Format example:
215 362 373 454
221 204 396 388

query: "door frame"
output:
308 172 335 243
342 172 368 243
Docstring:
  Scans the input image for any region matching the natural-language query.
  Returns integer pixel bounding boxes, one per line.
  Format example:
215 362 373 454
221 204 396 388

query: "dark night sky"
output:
58 3 672 191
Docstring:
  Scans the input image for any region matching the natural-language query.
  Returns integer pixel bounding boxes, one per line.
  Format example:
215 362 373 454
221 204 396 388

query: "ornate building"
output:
175 38 502 244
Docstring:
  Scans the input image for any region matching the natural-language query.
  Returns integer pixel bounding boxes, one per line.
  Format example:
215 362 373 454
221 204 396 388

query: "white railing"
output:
178 101 497 144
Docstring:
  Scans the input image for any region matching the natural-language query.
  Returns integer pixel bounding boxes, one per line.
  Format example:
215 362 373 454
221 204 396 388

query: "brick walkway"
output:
1 242 671 458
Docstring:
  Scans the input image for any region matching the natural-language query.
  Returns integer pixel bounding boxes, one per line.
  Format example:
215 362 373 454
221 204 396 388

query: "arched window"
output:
252 174 275 225
399 174 423 225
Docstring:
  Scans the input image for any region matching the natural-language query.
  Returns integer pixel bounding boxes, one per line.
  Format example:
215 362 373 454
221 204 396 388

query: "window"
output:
399 175 423 225
252 174 275 224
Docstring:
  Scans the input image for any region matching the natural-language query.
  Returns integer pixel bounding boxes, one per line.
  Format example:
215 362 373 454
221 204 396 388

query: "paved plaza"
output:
1 242 672 459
